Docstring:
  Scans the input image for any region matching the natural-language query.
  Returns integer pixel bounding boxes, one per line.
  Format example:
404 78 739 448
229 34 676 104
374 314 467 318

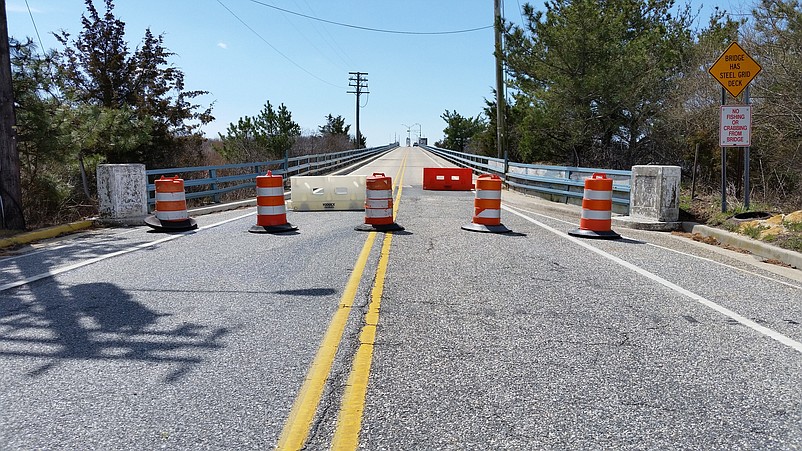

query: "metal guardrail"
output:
419 144 632 210
146 144 398 207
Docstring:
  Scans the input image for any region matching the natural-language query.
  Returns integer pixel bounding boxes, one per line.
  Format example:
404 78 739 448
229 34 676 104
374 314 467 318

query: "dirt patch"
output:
721 244 751 254
672 231 752 254
764 258 793 268
693 234 720 246
671 230 720 245
672 230 720 245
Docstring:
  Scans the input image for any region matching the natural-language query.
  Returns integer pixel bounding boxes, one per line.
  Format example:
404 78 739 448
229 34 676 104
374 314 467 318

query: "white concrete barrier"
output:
97 164 148 225
289 175 367 211
629 165 680 222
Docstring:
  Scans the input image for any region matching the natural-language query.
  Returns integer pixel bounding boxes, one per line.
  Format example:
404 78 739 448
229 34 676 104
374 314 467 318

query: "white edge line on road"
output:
503 205 802 354
508 205 802 291
646 242 802 291
420 149 448 167
0 211 256 293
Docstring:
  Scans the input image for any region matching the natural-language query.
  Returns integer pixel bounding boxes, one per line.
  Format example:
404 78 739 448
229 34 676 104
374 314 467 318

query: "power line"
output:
216 0 345 89
278 0 348 71
299 0 355 68
24 0 61 96
24 0 45 53
246 0 493 35
515 0 526 29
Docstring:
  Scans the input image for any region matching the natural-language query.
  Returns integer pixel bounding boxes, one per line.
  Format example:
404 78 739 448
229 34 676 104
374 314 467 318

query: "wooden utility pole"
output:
348 72 368 149
0 0 26 230
494 0 506 164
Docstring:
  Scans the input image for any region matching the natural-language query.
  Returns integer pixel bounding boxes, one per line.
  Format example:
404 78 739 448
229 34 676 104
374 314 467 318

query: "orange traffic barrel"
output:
249 171 297 234
422 167 473 190
568 173 621 239
355 173 403 232
461 173 511 233
144 175 197 231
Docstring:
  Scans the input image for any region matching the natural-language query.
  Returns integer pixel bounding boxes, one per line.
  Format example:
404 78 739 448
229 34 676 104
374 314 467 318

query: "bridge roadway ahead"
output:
1 147 802 449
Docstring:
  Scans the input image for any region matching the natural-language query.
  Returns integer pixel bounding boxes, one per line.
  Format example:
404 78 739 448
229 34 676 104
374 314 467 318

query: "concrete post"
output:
631 165 680 221
613 165 681 231
96 164 148 225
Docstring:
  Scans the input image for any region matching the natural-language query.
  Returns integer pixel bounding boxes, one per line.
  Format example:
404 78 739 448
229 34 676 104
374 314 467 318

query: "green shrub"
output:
739 223 768 239
784 221 802 233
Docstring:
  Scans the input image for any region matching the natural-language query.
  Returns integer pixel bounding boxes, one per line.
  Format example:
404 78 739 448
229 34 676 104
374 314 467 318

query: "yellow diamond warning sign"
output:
709 42 762 97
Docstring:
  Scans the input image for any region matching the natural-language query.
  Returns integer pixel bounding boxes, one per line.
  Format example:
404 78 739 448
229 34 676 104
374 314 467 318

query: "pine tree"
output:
53 0 213 166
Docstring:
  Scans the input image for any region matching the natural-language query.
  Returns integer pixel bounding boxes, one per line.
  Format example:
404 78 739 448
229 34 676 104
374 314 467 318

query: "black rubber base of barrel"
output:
461 223 512 234
248 223 298 234
567 228 621 239
355 223 405 232
144 215 197 232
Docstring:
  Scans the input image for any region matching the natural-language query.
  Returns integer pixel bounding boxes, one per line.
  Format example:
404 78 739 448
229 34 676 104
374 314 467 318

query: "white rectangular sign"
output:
720 105 752 147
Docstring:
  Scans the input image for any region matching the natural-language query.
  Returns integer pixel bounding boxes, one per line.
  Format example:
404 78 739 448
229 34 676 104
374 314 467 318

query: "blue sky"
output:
7 0 750 148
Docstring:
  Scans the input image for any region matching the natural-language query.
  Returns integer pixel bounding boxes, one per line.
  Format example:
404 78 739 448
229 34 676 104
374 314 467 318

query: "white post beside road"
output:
630 165 681 222
613 165 682 231
97 164 148 225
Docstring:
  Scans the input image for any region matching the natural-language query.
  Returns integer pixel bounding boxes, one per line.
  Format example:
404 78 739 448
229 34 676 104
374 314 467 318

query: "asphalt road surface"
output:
2 147 801 450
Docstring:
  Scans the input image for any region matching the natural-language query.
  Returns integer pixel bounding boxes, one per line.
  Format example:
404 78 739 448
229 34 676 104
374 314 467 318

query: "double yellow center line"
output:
276 151 409 451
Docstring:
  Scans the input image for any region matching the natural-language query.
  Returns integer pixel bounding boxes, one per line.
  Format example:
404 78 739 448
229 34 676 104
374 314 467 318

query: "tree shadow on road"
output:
0 281 230 383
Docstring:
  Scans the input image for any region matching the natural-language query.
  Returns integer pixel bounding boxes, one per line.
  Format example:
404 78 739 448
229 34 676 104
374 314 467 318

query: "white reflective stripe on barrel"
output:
366 198 392 209
257 187 285 197
155 191 187 202
257 205 286 215
583 189 613 200
365 208 392 218
366 189 392 199
156 210 189 221
581 209 612 220
476 208 501 218
475 190 501 199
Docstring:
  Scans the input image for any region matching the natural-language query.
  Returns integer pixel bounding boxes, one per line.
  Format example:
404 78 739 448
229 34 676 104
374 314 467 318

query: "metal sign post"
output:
721 88 727 213
709 42 761 213
744 86 751 209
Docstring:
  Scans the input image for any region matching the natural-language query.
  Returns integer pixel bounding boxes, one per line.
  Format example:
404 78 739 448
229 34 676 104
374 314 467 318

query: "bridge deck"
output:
2 147 801 450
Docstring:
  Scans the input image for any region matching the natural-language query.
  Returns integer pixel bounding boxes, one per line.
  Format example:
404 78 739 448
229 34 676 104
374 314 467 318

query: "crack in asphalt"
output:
304 273 375 448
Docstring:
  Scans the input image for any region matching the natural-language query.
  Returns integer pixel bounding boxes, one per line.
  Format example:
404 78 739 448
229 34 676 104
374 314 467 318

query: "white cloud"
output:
6 3 42 13
217 42 228 50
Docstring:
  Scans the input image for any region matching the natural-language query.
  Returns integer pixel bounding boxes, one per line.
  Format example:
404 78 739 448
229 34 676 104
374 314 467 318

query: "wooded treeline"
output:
438 0 802 212
5 0 363 229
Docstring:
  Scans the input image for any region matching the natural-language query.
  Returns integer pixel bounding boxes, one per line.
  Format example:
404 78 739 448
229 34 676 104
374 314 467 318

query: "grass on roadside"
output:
679 191 802 254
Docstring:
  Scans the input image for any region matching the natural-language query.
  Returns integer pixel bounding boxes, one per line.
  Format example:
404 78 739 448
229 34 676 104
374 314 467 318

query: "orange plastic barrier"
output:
144 176 197 231
249 171 297 233
355 173 403 232
461 174 511 233
568 173 620 239
422 167 473 190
